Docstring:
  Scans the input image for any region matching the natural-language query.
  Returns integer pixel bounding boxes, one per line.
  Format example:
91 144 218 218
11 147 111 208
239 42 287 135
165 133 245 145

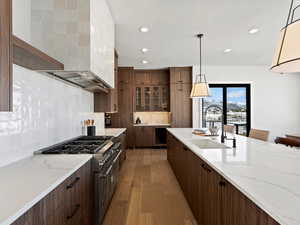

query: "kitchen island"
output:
0 155 92 225
167 128 300 225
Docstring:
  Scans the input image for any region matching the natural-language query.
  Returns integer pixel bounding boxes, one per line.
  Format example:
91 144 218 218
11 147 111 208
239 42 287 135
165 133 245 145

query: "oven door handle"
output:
100 164 113 178
113 150 123 164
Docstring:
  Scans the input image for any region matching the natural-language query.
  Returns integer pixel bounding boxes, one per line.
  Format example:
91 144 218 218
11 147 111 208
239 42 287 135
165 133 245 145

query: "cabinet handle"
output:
66 177 80 189
67 204 80 220
201 164 212 173
114 104 117 111
219 181 226 187
183 147 189 151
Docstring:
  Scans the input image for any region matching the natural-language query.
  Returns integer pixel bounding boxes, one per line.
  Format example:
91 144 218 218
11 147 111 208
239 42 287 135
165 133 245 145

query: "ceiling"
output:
107 0 291 69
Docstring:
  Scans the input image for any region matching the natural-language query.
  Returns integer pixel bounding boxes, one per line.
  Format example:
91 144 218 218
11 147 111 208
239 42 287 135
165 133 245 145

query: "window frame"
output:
202 83 251 136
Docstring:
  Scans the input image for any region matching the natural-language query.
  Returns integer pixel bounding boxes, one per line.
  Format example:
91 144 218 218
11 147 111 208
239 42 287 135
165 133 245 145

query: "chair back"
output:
249 129 269 142
275 137 300 148
224 125 235 134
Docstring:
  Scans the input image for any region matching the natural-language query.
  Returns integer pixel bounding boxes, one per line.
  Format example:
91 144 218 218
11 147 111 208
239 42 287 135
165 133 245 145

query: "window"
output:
202 84 251 136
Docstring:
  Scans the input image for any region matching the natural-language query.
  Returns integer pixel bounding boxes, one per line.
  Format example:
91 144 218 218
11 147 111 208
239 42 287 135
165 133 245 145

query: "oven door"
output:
110 150 122 196
94 163 113 225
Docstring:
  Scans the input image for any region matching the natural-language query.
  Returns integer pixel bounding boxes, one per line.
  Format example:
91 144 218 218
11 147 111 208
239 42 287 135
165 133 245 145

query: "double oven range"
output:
37 135 122 225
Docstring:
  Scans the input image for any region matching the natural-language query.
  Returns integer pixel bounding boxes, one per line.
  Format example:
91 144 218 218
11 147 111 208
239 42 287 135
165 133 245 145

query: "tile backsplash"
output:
0 65 103 167
133 112 171 124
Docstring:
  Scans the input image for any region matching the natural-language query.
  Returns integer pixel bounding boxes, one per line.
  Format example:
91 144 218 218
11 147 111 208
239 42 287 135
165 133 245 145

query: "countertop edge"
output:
1 155 93 225
166 128 285 225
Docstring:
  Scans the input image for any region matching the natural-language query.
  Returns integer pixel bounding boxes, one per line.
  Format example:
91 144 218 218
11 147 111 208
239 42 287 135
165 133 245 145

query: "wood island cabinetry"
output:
12 160 93 225
167 132 280 225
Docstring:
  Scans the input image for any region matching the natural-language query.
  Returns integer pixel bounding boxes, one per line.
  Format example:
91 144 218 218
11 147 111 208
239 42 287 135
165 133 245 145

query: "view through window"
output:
202 84 251 136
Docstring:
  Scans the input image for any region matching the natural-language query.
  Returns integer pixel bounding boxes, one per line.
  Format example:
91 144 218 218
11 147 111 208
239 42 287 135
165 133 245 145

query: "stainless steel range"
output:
37 135 122 225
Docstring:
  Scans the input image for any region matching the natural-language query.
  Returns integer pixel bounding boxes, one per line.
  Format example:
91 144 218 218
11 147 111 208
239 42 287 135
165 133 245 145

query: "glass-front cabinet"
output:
135 87 143 111
135 86 169 112
144 87 151 111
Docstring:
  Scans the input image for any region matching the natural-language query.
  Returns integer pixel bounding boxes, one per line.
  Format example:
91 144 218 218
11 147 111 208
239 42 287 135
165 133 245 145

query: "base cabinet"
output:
167 132 280 225
12 160 93 225
135 126 154 147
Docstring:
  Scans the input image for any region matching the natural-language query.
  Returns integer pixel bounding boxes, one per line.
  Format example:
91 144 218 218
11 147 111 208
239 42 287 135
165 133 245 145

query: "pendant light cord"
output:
198 34 204 82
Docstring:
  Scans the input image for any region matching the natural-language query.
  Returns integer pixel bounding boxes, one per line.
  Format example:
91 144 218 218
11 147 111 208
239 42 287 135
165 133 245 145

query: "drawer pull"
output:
201 164 212 173
67 177 80 189
219 181 226 187
67 204 80 220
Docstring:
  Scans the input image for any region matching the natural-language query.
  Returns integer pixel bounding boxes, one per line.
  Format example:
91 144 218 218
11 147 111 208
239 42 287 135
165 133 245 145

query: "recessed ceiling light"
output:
224 49 232 53
141 48 149 53
248 28 259 34
141 60 148 64
139 27 149 33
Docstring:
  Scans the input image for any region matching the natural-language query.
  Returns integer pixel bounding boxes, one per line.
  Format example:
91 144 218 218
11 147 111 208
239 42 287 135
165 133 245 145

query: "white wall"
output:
193 65 300 141
0 0 104 168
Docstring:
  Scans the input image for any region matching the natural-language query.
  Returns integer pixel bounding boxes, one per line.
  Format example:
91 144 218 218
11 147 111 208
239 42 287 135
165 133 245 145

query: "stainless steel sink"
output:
190 139 230 149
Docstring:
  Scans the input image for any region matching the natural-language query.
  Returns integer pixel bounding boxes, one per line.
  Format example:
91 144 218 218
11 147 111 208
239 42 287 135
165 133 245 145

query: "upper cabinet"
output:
13 0 115 88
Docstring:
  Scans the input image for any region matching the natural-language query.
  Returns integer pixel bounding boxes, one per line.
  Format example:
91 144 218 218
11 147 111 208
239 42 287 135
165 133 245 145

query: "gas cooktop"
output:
40 136 114 155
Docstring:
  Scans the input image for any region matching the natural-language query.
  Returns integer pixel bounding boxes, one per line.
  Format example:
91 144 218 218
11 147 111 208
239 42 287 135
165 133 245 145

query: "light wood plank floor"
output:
102 149 198 225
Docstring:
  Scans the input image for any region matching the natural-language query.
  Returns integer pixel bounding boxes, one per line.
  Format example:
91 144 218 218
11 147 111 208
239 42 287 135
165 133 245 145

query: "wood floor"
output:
102 149 198 225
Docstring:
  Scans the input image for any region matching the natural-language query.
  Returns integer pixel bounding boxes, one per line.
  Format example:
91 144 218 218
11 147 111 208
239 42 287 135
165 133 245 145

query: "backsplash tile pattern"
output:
133 112 171 124
0 65 103 167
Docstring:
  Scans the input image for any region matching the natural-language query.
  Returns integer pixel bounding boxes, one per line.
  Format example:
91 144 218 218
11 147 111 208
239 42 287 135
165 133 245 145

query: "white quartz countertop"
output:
133 123 171 127
97 128 126 137
167 128 300 225
0 154 92 225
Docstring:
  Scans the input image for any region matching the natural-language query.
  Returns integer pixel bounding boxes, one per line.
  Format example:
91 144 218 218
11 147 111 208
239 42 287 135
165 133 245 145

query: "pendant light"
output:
190 34 210 98
271 0 300 73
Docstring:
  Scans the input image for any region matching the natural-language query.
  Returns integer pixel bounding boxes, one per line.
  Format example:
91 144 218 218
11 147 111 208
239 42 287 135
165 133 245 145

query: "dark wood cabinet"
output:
133 69 170 112
134 126 154 147
117 67 134 148
94 51 119 113
135 69 169 86
170 67 192 128
167 132 280 225
134 70 151 85
134 86 169 112
170 67 192 84
12 160 93 225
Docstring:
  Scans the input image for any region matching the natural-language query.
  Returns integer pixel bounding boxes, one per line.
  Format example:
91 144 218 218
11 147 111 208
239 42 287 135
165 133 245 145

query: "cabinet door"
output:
144 87 151 111
151 86 161 111
135 71 151 85
161 86 169 111
170 83 192 128
198 162 222 225
119 67 133 86
186 150 200 220
135 127 154 147
221 180 280 225
151 70 169 85
135 87 143 111
170 67 192 84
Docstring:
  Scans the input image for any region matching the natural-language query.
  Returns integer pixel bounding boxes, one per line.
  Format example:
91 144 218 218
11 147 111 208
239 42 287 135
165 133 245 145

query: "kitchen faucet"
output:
220 114 236 148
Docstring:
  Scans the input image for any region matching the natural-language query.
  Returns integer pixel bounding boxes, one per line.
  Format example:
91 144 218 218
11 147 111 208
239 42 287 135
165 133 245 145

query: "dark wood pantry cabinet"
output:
109 67 135 148
170 67 193 128
167 132 280 225
12 160 93 225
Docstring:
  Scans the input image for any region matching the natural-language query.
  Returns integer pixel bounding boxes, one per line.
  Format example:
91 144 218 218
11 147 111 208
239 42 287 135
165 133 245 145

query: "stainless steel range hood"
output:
40 70 110 93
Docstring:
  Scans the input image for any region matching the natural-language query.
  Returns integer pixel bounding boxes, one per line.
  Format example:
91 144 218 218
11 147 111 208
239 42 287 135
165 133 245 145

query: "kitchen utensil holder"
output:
87 126 96 136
